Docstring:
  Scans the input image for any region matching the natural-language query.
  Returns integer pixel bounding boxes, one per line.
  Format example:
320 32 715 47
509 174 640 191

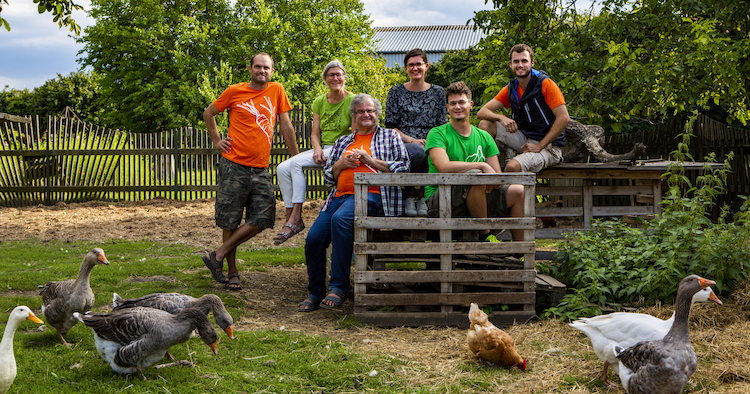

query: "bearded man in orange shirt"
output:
202 52 299 290
477 44 570 173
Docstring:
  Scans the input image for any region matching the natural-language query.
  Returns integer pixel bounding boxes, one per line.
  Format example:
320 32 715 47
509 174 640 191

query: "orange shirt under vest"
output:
212 82 292 168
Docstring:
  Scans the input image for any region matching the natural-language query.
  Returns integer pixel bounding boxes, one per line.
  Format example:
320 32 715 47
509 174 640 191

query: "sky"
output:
0 0 495 91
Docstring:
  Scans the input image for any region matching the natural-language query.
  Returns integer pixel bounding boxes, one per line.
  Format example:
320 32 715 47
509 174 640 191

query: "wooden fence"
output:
0 111 747 210
0 107 320 207
606 114 749 212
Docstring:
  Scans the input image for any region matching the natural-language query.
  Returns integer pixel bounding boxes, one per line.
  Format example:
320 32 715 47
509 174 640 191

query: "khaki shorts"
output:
214 157 276 230
495 123 563 172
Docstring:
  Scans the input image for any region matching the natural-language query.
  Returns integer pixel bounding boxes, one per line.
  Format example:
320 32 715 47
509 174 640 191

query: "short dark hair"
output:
509 44 534 62
403 48 428 67
445 81 472 101
250 52 273 68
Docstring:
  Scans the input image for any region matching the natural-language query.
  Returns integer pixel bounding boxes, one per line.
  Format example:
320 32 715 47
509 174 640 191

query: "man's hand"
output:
336 153 361 169
351 148 374 166
500 115 518 133
521 142 543 153
213 136 233 153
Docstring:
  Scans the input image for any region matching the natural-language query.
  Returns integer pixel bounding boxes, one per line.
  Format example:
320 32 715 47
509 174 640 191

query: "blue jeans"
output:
305 193 384 300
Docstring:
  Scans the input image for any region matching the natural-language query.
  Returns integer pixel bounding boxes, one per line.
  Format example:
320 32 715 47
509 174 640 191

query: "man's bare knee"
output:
478 120 497 139
504 159 521 172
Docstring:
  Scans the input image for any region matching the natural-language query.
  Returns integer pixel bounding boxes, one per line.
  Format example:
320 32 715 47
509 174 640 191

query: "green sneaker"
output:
484 234 501 242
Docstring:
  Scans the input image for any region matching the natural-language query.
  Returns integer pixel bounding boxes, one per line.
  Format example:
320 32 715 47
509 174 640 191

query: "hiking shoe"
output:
416 197 428 217
404 197 417 216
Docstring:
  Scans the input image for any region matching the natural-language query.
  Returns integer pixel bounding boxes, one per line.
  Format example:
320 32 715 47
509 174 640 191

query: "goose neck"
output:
1 319 19 354
664 288 694 341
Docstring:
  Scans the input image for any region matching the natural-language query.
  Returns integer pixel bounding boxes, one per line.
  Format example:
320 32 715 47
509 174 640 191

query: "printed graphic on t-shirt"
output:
466 145 486 163
236 96 276 146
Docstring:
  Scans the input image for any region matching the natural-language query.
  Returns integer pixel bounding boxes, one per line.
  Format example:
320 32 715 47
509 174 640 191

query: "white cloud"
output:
362 0 493 27
0 0 92 90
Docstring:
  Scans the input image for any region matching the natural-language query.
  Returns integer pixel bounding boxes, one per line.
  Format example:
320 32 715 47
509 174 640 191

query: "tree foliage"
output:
468 0 750 131
1 0 83 33
78 0 386 133
0 71 101 122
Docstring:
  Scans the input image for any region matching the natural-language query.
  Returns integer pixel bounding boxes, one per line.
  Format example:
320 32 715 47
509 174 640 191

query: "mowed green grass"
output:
0 240 422 393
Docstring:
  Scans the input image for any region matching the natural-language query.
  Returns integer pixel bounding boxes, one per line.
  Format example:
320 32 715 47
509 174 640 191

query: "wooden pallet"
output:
352 172 537 328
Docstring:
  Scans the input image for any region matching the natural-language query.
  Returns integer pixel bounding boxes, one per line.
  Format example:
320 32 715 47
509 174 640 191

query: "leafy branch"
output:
0 0 82 34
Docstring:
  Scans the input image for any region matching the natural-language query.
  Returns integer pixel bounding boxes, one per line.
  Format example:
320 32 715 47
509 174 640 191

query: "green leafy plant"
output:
539 118 750 320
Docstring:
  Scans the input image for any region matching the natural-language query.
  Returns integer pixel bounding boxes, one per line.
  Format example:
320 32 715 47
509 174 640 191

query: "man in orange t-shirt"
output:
477 44 570 173
201 52 299 290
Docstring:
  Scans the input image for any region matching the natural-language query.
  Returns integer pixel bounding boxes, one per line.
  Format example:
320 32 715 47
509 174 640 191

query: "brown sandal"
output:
225 273 242 291
273 223 305 245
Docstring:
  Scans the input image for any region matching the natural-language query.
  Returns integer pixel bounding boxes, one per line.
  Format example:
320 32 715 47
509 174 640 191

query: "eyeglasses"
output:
354 109 377 115
326 72 345 79
407 62 425 69
448 100 469 106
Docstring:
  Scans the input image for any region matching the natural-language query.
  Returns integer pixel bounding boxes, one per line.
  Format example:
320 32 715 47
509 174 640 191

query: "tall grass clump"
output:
540 115 750 320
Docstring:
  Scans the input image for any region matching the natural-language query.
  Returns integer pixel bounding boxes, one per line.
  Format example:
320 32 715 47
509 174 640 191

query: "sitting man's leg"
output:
301 200 337 311
505 141 563 173
487 184 525 241
322 193 384 309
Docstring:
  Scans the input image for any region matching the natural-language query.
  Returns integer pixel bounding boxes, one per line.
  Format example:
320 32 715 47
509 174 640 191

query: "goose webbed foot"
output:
599 361 622 390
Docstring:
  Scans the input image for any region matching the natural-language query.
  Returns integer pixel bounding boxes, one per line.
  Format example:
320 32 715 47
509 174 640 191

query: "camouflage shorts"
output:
214 157 276 230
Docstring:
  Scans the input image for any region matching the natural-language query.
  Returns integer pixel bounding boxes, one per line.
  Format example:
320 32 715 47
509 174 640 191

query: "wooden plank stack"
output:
352 172 537 328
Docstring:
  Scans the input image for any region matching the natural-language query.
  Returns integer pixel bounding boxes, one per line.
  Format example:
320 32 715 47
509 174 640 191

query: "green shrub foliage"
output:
540 119 750 320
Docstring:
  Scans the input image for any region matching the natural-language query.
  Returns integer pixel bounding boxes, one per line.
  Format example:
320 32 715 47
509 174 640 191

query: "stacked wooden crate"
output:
352 172 537 328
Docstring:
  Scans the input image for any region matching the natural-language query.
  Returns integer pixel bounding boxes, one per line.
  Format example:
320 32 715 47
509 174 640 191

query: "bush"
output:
539 122 750 320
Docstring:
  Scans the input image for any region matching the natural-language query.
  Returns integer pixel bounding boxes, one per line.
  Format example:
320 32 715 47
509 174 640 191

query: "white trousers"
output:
276 145 333 208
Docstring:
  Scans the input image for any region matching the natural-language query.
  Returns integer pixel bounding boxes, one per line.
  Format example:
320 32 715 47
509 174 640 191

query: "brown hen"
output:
467 303 526 371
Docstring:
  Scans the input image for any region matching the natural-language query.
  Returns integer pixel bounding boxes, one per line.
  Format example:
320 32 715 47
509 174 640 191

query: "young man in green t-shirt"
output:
424 81 525 241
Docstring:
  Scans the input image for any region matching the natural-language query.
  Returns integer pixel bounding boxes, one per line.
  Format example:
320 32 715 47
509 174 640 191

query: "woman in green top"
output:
274 60 354 244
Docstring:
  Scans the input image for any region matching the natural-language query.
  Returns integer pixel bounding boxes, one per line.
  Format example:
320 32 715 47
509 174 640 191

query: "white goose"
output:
40 248 109 346
1 306 44 394
112 292 234 339
613 275 714 393
74 306 218 380
570 286 721 388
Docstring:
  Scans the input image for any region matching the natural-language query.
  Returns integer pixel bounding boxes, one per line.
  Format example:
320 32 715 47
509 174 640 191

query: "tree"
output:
0 71 101 121
78 0 237 133
1 0 83 34
469 0 750 131
426 48 488 104
78 0 387 133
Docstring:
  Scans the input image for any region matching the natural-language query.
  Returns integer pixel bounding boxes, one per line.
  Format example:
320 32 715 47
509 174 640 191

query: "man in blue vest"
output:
477 44 570 173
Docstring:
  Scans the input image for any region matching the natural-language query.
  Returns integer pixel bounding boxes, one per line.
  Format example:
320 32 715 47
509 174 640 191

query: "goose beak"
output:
697 277 715 289
98 252 110 265
27 312 43 324
225 326 235 339
209 342 218 355
708 289 723 305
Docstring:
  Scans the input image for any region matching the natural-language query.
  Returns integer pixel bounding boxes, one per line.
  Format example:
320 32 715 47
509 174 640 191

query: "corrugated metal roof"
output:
374 25 486 54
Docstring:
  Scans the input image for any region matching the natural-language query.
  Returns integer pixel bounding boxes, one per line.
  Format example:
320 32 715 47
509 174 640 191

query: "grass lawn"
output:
2 239 749 394
0 240 413 393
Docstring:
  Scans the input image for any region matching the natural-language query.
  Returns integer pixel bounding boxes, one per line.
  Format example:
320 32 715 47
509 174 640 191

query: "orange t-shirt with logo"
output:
494 78 565 110
334 132 381 196
213 82 292 168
